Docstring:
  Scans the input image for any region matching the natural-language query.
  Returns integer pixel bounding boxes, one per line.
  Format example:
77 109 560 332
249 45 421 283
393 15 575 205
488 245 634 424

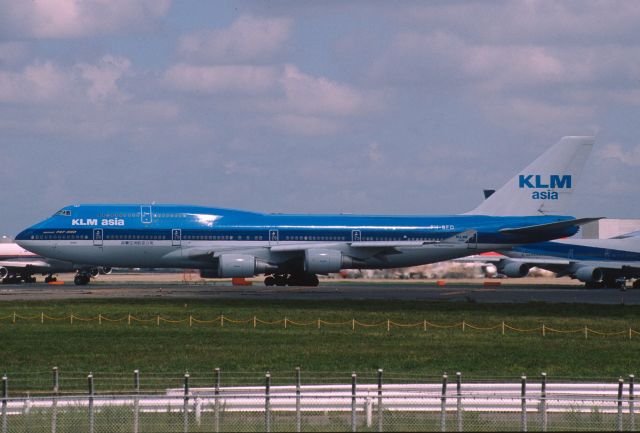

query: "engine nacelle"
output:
90 268 100 277
215 254 276 278
500 261 530 278
99 267 113 275
0 267 7 280
574 266 604 283
304 249 355 274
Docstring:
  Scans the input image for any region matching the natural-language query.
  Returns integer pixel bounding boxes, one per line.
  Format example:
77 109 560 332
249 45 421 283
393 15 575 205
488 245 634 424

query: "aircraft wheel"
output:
633 280 640 289
274 274 287 286
74 275 90 286
264 276 275 286
304 274 319 287
44 276 57 283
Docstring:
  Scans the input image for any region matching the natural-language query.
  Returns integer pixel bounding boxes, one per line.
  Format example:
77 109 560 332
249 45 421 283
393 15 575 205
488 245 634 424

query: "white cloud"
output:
0 0 171 38
279 64 369 116
77 55 131 102
600 143 640 167
164 63 279 94
399 1 640 44
0 61 70 103
179 15 292 64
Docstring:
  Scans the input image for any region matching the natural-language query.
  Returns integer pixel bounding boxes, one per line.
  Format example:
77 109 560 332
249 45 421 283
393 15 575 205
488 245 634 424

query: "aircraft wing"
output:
499 217 602 235
180 230 478 260
572 260 640 271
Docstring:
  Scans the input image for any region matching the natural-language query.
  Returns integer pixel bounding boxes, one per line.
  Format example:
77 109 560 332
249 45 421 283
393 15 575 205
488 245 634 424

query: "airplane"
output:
15 136 598 286
0 237 112 284
468 230 640 290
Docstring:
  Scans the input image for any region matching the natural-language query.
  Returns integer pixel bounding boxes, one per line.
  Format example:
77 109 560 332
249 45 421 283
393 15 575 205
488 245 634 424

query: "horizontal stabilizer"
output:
499 217 602 235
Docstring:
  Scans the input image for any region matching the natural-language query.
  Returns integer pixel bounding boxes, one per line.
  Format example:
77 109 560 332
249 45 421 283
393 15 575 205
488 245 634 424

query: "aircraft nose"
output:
15 228 34 244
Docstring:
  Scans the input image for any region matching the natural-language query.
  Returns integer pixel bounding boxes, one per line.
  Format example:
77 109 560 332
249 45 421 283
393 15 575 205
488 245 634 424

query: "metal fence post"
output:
377 369 383 433
52 367 59 394
265 372 271 433
133 370 140 433
184 372 190 433
617 377 624 432
52 367 58 433
541 373 547 432
351 372 357 433
214 368 221 433
441 373 448 432
456 372 462 432
521 375 527 432
2 374 7 433
295 367 301 433
88 373 94 433
630 374 635 432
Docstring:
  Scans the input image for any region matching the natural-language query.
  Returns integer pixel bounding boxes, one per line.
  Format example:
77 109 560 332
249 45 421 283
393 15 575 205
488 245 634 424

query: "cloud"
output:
0 0 171 39
164 64 279 94
0 61 70 103
600 143 640 167
398 1 640 45
77 55 131 102
279 64 369 116
179 15 292 64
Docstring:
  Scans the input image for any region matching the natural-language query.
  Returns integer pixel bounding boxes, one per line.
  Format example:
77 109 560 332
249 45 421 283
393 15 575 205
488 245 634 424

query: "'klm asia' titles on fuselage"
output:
518 174 572 200
72 218 125 226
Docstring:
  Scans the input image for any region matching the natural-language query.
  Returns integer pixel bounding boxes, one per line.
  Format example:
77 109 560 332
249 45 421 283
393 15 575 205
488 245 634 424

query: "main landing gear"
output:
74 273 91 286
1 274 36 284
44 274 57 283
264 273 319 287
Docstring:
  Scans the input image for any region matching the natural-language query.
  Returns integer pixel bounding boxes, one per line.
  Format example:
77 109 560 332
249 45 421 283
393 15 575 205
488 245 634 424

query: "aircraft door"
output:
93 229 103 246
141 206 152 224
352 230 362 242
172 229 182 246
269 229 279 245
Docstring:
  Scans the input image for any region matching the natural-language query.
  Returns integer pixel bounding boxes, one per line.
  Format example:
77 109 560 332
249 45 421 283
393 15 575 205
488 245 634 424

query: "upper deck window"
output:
54 210 71 216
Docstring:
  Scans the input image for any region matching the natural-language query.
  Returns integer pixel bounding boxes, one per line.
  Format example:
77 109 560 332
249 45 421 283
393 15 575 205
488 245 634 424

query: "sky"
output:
1 0 640 235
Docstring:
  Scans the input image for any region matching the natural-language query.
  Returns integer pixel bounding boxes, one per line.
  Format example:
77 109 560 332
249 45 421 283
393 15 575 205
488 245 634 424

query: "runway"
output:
0 275 637 304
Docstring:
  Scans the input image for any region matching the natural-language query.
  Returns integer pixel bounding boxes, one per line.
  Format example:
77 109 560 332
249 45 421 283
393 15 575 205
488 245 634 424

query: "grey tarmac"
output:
0 275 637 304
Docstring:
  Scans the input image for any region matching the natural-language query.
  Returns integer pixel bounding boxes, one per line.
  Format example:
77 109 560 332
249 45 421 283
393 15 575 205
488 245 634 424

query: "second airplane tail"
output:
466 136 594 216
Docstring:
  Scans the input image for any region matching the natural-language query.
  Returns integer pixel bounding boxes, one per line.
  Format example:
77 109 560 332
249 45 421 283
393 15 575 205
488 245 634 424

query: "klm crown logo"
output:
518 174 572 200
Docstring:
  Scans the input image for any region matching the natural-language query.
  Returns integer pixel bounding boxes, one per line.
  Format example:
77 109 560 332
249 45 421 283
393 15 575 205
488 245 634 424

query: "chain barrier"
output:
0 312 638 338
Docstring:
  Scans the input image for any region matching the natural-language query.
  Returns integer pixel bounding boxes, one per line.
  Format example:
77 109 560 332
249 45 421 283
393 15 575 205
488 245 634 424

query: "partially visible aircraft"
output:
459 189 640 289
15 136 597 286
469 231 640 289
0 238 111 284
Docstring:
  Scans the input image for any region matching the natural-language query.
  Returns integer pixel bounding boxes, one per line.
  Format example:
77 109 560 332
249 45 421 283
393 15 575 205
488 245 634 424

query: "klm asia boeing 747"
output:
16 136 597 286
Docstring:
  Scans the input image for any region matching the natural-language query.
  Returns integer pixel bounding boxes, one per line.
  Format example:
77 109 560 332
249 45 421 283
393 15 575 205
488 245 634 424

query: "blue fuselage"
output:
16 204 580 271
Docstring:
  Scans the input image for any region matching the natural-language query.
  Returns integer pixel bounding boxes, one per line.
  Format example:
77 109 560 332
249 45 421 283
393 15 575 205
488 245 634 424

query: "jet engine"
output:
0 267 7 280
90 268 100 277
500 261 530 278
574 266 604 283
304 249 356 274
203 254 276 278
99 267 113 275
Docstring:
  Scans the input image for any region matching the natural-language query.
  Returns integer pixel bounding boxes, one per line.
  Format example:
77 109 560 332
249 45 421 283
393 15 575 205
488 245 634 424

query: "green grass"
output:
1 299 639 393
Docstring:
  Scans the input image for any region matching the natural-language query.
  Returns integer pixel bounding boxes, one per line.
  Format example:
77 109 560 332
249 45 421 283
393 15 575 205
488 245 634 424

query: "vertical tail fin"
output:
466 136 594 216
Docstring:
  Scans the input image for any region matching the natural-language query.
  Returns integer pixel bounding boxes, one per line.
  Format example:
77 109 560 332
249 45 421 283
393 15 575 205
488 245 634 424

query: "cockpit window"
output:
54 209 72 216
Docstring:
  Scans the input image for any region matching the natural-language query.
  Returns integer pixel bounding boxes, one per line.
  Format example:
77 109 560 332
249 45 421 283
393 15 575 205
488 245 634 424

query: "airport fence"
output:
0 371 637 432
1 313 639 339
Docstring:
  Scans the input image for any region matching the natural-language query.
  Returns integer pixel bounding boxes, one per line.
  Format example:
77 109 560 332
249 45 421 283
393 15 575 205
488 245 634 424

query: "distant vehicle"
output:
16 136 597 286
0 240 112 284
479 231 640 289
